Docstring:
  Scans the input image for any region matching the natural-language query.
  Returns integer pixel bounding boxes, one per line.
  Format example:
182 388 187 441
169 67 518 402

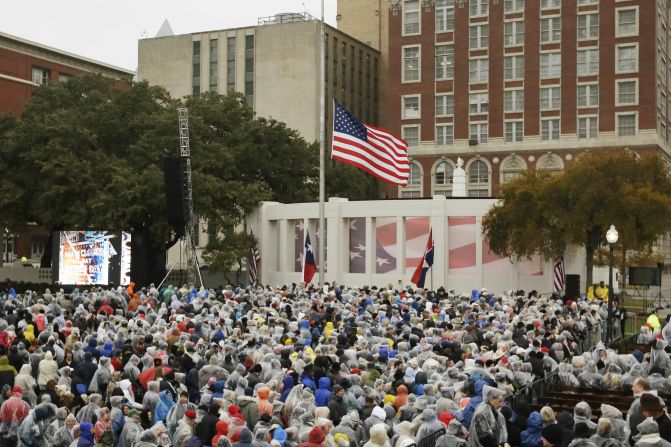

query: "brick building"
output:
0 31 133 264
338 0 670 199
0 31 133 117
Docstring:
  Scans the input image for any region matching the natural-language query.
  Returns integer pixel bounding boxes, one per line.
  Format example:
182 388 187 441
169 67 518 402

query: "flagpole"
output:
318 0 326 287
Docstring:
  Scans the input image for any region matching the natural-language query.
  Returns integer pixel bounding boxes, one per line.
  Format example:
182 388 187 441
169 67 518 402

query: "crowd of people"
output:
0 282 668 447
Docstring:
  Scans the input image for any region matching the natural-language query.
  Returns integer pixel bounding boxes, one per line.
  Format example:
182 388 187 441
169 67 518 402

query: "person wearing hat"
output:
467 385 508 447
641 393 671 442
327 385 347 427
173 409 197 447
541 423 563 447
119 408 143 447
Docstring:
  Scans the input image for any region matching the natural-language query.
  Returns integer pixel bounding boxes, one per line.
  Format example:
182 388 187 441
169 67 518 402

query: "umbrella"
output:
138 366 173 390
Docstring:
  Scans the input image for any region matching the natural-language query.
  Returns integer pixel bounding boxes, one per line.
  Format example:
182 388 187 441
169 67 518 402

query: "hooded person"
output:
166 392 196 440
17 404 55 447
520 412 543 447
52 413 77 447
588 418 626 447
315 378 331 408
327 385 347 427
135 430 159 447
334 415 359 447
416 409 445 443
363 424 389 447
467 385 507 447
461 379 489 429
78 422 95 447
119 408 144 447
436 419 468 447
88 357 113 394
280 376 296 403
37 352 59 391
634 419 671 447
238 388 260 430
194 402 220 447
541 424 564 447
77 394 103 424
233 428 255 447
574 402 597 433
124 355 142 383
14 364 37 406
257 387 273 417
0 385 31 443
0 356 17 389
154 390 175 425
143 381 161 412
173 409 197 447
599 405 628 445
94 407 114 447
212 420 231 447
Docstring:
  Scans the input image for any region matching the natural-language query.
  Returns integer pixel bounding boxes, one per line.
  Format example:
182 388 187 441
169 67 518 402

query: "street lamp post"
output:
606 225 619 344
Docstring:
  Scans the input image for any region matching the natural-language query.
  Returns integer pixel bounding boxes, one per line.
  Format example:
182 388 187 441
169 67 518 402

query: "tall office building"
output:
339 0 668 199
138 13 380 143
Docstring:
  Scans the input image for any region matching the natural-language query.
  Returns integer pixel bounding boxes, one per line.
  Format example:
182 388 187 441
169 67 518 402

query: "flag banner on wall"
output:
553 258 565 292
411 229 434 288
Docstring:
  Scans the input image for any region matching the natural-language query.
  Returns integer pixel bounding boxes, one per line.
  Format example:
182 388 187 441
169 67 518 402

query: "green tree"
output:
482 150 671 288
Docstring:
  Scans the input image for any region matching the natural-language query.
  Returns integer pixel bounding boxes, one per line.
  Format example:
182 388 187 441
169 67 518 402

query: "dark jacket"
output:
657 414 671 443
195 412 220 447
327 394 347 426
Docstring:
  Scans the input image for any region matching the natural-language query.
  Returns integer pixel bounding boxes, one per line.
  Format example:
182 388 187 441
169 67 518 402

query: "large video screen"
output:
53 231 131 286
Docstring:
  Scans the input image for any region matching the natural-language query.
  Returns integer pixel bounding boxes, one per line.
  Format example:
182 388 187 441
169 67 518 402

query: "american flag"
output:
249 240 261 286
553 258 565 293
331 102 410 186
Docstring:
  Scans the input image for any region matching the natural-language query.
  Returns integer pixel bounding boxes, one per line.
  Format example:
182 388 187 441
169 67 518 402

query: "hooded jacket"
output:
363 424 389 447
78 422 95 447
233 428 254 447
238 396 260 430
416 409 446 442
212 420 229 447
37 352 59 389
154 390 176 424
0 356 17 388
280 376 296 403
257 387 273 416
0 388 30 439
462 379 488 429
520 412 543 447
315 378 331 407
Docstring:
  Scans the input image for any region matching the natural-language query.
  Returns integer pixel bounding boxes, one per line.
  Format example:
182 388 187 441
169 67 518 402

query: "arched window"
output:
433 160 453 196
536 153 564 175
400 161 423 198
500 155 527 184
468 159 490 197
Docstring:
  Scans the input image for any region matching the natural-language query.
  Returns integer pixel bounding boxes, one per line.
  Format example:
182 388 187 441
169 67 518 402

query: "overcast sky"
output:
1 1 338 71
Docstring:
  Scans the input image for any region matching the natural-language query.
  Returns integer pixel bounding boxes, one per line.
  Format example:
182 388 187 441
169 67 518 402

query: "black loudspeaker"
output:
565 274 581 298
164 157 186 229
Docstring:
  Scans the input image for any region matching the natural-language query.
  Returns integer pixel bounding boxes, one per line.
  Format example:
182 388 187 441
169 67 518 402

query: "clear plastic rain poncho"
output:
557 363 580 388
577 361 602 388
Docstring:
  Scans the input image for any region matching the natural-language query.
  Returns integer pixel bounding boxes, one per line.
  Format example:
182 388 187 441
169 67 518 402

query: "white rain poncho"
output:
557 363 580 388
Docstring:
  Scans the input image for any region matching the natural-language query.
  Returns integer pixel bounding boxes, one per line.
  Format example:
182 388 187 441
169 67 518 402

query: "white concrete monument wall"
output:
247 197 588 294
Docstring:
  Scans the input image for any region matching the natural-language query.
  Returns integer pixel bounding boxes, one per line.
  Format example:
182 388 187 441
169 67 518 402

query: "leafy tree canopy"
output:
482 149 671 287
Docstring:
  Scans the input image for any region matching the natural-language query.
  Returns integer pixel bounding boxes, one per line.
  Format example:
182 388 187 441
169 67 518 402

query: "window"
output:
501 156 526 183
31 241 44 258
435 94 454 116
617 8 638 36
435 44 454 80
209 39 218 91
402 95 420 119
402 126 420 146
401 162 422 198
541 119 560 140
617 45 638 73
469 123 488 143
436 124 454 145
537 154 564 174
505 121 524 142
577 49 599 76
403 0 420 35
541 17 561 43
469 93 489 114
32 67 50 85
403 46 421 82
192 41 201 95
469 58 489 83
540 87 561 110
504 0 524 13
504 21 525 46
59 73 72 83
436 0 455 33
504 55 524 80
468 160 489 197
617 80 637 105
577 84 599 107
504 89 524 112
618 114 637 136
578 116 598 138
578 13 599 40
227 37 236 91
540 52 561 78
469 25 489 50
434 161 453 195
577 0 597 4
540 0 560 8
245 35 254 105
470 0 489 17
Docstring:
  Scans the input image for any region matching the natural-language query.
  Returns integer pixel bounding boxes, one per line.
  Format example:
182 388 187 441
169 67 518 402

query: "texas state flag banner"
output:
302 230 317 284
411 229 434 288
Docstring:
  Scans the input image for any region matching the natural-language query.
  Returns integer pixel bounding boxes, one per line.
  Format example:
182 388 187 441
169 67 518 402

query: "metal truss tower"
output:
177 108 203 287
